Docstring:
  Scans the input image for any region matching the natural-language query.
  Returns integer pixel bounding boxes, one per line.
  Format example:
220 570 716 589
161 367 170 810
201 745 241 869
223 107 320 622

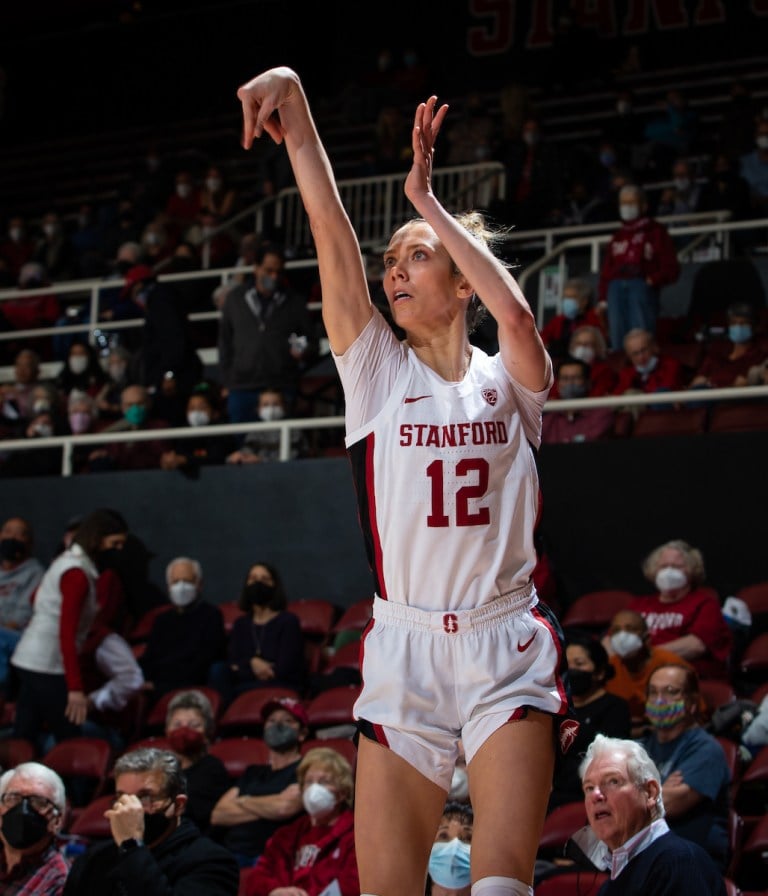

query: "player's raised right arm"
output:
236 67 372 354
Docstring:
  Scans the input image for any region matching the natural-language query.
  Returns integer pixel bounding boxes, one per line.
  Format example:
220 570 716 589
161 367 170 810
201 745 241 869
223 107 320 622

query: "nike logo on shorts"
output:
404 395 431 403
517 632 537 652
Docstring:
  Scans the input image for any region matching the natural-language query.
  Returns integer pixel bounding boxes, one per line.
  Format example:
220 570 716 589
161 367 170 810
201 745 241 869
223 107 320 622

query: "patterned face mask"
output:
645 698 687 729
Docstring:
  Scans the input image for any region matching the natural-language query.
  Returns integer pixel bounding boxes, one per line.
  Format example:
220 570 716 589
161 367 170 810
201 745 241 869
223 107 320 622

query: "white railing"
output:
1 385 766 478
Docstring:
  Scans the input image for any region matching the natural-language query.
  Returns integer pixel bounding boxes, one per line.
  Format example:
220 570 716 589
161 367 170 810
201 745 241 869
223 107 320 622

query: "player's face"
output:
383 222 467 334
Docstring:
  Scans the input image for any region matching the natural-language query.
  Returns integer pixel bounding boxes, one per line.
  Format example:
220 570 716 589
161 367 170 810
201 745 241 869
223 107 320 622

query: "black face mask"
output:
568 669 595 698
96 547 124 572
0 538 27 564
1 800 50 850
143 807 175 845
242 581 275 608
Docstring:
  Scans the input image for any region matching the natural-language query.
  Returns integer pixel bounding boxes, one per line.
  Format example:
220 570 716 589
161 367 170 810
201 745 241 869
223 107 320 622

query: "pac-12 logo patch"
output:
482 388 498 406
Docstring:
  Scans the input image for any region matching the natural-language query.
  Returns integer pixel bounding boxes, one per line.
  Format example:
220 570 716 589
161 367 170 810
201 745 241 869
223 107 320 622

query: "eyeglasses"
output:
113 791 173 811
647 686 685 699
1 792 60 816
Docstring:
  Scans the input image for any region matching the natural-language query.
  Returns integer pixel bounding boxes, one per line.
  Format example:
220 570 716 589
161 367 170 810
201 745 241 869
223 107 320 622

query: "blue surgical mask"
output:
559 382 587 400
259 274 278 293
429 838 471 889
561 297 580 320
729 324 752 344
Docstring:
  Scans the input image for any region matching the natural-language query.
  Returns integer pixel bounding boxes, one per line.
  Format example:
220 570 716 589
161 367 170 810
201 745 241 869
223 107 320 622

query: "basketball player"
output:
236 66 577 896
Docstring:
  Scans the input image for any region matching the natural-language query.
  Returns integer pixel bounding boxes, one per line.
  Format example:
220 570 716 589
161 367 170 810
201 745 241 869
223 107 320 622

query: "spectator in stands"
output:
699 152 751 222
139 556 226 700
739 117 768 216
164 169 202 243
32 210 76 282
690 301 768 389
184 207 237 270
0 349 43 421
0 215 35 285
603 609 696 738
643 89 699 175
0 761 69 894
627 540 732 680
548 633 631 811
239 746 358 896
501 117 564 229
540 277 606 362
639 664 730 870
100 198 144 261
0 261 60 336
160 387 234 473
63 747 239 895
550 325 617 398
578 735 728 895
139 218 174 268
0 516 43 696
54 339 107 400
199 164 238 220
598 184 680 351
164 689 229 835
218 242 317 422
95 345 133 420
0 407 64 478
225 387 307 464
210 560 305 706
613 328 685 396
210 696 306 867
445 91 498 166
69 202 106 278
656 158 704 217
427 799 473 896
86 383 172 472
603 87 647 173
541 359 615 445
10 508 128 750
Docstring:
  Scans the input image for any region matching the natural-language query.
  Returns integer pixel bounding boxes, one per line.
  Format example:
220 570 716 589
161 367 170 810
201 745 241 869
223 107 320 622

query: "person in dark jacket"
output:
63 746 239 896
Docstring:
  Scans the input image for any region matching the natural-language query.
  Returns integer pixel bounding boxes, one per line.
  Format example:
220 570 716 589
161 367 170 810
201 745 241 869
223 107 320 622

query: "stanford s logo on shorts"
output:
442 613 459 633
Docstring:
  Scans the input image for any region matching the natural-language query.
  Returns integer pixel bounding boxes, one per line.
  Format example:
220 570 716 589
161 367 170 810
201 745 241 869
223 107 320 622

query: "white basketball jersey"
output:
334 312 549 612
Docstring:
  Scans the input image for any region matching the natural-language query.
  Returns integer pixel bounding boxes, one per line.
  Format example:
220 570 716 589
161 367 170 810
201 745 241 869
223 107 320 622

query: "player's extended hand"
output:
405 96 449 202
236 67 301 149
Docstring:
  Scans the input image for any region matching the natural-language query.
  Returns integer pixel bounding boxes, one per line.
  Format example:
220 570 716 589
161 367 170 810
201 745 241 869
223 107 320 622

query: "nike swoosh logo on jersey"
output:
517 632 537 652
404 395 432 404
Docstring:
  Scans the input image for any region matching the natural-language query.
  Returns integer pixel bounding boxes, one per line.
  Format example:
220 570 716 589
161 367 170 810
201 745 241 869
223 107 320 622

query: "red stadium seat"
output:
208 737 269 780
538 801 588 859
0 737 36 769
301 736 358 769
288 599 338 642
534 870 609 895
561 590 634 634
331 598 373 634
67 793 116 842
218 600 247 635
305 685 361 732
42 737 113 808
217 687 302 736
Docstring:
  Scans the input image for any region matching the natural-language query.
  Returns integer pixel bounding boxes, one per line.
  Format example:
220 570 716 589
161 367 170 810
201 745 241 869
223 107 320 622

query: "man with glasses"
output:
0 761 69 895
638 664 730 871
63 746 238 895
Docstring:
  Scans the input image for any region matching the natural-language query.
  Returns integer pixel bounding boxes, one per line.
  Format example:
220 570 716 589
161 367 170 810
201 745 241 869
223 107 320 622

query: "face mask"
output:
645 698 687 729
68 356 89 375
243 581 275 608
206 178 222 192
568 668 594 697
756 135 768 150
559 382 587 400
620 204 640 222
143 807 175 845
176 184 191 199
167 726 206 757
522 131 538 147
32 399 51 414
561 297 580 320
429 838 472 889
186 410 210 427
634 355 658 376
144 232 160 247
263 721 300 751
302 782 337 816
729 324 752 344
124 404 147 426
570 344 595 364
97 547 124 572
259 274 278 293
169 581 198 608
109 363 127 382
599 150 616 168
8 227 22 242
655 566 687 591
1 800 51 850
610 631 644 658
673 177 690 193
617 100 631 115
449 766 469 801
33 423 53 438
43 223 57 239
0 538 27 564
259 405 284 422
69 412 92 434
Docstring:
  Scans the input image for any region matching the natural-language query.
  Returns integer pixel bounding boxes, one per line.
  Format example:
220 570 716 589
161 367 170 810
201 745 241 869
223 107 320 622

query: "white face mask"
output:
68 356 89 375
187 410 210 428
169 581 198 607
449 766 469 801
610 630 644 658
619 203 640 222
259 405 284 422
570 344 595 364
206 178 222 192
756 135 768 151
43 223 57 238
33 399 51 415
655 566 688 592
176 184 192 199
33 423 53 438
673 177 691 193
109 363 127 382
302 782 336 816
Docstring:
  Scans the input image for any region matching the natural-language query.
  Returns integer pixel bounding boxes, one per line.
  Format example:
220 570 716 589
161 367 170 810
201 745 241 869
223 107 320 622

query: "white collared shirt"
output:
609 818 670 879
